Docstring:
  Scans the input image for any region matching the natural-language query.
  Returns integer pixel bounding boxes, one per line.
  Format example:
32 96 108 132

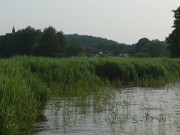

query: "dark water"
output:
34 84 180 135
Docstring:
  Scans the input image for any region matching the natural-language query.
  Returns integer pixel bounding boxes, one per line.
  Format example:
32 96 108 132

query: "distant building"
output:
118 53 130 57
83 46 103 56
92 50 103 56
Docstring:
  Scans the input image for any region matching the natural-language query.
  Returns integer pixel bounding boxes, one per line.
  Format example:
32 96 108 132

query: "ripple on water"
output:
34 84 180 135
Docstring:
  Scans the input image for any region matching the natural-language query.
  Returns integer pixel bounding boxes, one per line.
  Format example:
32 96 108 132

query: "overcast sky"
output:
0 0 180 44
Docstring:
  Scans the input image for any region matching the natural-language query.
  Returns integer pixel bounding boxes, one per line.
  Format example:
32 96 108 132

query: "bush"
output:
134 53 150 58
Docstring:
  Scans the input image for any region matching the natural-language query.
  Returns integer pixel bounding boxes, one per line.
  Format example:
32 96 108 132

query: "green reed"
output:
0 59 49 135
93 57 180 87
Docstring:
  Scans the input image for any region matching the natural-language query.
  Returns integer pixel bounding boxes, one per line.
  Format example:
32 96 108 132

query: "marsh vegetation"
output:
0 57 180 135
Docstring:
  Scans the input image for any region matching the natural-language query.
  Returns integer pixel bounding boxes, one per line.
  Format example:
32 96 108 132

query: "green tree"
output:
0 26 42 57
0 33 18 57
65 45 83 57
142 40 169 57
16 26 41 55
135 38 150 53
112 49 121 56
39 27 59 57
166 6 180 57
56 31 67 56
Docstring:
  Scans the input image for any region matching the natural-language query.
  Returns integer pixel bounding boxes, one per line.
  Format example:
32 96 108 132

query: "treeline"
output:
0 26 170 58
131 38 170 57
0 26 68 58
66 34 170 57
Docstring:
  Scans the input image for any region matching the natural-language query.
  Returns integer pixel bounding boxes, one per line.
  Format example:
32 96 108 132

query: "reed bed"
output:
0 57 179 134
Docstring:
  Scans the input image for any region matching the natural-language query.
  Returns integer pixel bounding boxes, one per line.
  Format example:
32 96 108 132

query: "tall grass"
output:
20 57 103 96
0 59 49 135
0 57 179 134
94 58 180 87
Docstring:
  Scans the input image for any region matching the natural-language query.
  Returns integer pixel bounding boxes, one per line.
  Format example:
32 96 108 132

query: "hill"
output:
66 34 170 57
66 34 121 46
65 34 131 54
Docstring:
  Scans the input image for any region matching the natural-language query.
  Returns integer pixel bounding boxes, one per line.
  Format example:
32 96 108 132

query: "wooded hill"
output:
66 34 170 57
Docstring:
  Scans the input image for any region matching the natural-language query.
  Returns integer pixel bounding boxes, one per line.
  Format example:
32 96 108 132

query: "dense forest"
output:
0 26 170 58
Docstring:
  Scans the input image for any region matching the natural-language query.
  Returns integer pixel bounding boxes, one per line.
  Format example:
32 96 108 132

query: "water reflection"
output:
34 84 180 135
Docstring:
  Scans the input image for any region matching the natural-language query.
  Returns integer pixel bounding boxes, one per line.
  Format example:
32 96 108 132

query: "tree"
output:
166 6 180 57
0 34 16 57
39 27 59 57
56 31 67 56
135 38 150 53
65 45 83 57
142 40 169 57
112 49 121 56
16 26 41 55
0 26 67 58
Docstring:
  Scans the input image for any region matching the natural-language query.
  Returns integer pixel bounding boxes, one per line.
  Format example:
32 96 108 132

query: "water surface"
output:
34 84 180 135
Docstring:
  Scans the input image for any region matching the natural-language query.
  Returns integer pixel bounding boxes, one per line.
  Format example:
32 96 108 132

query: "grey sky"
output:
0 0 180 44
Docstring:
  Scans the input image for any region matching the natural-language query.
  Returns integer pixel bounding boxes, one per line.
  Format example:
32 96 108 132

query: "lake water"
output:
34 84 180 135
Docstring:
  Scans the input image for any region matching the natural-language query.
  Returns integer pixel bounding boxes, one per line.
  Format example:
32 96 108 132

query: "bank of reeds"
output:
0 57 179 134
94 58 180 87
0 59 48 135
